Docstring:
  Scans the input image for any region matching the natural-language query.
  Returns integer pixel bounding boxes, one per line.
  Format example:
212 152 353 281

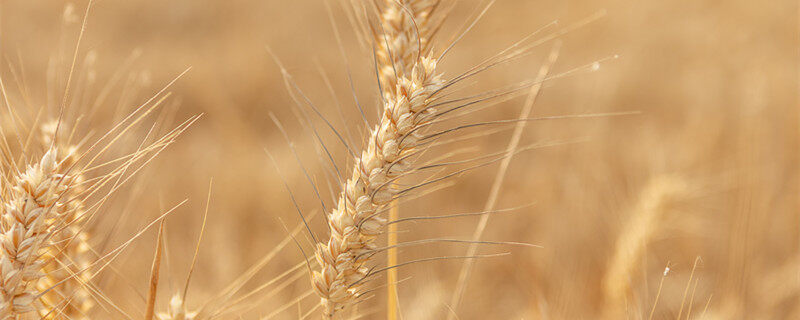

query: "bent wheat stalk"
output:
311 55 444 318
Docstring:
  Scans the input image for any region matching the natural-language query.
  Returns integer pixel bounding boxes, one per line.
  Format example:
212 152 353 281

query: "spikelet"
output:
376 0 437 94
311 55 444 318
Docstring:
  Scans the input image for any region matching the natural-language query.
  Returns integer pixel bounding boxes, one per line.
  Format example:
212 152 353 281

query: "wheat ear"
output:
0 148 75 317
602 175 686 318
311 54 444 318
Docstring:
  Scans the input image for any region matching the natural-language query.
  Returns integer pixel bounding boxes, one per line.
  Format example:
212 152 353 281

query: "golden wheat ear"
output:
0 148 70 317
0 57 198 320
602 175 688 319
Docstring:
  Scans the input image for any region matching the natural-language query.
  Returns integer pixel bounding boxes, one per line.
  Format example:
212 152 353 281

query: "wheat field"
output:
0 0 796 319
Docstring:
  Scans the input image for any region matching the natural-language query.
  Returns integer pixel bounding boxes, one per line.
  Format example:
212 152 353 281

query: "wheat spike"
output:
0 148 75 317
602 175 686 318
311 54 444 318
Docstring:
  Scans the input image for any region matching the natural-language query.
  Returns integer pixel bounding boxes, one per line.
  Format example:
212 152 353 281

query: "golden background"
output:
0 0 796 318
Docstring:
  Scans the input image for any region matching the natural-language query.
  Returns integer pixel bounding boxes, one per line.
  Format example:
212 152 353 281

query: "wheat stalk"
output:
311 54 444 318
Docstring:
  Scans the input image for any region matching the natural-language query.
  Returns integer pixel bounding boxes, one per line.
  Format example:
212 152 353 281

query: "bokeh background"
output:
0 0 797 318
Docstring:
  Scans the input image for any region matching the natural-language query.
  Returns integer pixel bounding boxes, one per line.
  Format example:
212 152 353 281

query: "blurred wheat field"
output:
0 0 796 319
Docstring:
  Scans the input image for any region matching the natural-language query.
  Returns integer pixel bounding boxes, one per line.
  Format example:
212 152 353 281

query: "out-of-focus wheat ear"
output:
603 176 686 319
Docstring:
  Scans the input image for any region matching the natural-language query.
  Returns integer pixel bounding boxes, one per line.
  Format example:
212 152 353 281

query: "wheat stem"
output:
386 203 399 320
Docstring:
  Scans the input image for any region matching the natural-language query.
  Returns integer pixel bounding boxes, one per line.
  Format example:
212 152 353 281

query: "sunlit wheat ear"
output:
602 175 686 318
311 55 444 318
0 148 75 317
